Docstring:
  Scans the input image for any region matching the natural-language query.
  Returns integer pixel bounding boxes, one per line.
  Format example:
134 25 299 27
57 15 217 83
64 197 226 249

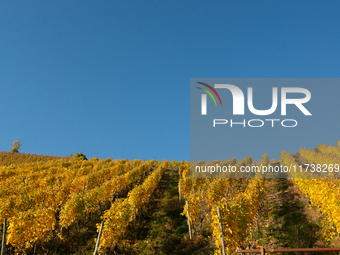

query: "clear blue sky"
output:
1 1 340 161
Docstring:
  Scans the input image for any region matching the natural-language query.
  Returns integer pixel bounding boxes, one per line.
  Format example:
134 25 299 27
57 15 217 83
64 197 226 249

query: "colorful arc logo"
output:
197 82 222 115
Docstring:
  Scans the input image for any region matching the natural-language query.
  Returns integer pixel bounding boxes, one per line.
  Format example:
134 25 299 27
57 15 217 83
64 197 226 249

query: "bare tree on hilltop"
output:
10 140 22 153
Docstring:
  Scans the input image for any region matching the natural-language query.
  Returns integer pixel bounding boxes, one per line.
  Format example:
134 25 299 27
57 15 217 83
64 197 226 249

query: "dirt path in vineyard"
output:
255 177 329 251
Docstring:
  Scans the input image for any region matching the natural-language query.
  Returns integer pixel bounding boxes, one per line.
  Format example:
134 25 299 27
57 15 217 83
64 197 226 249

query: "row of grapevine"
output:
300 146 339 178
0 158 126 222
97 160 168 253
0 157 144 251
281 148 340 242
179 156 266 254
318 142 340 158
0 151 65 166
59 160 154 227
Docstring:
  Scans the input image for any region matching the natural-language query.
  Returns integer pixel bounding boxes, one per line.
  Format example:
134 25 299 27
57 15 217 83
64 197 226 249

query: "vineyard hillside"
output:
1 145 340 255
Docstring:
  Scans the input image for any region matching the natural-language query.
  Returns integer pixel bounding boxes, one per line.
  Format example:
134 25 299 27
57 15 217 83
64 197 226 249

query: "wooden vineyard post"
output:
179 180 181 204
217 208 226 255
1 218 7 255
186 200 192 240
93 221 104 255
260 246 265 255
86 178 89 222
